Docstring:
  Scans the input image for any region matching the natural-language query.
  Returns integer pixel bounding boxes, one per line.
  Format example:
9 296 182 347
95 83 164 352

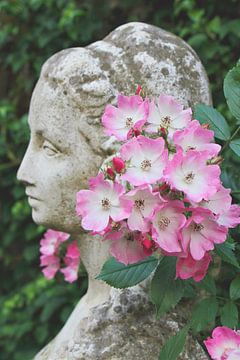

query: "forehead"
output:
28 79 79 142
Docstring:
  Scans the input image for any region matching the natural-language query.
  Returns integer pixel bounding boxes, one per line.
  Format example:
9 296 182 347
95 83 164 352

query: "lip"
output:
27 196 41 207
26 192 41 200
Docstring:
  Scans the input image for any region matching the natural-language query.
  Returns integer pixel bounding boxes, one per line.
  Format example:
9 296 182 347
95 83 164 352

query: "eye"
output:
42 140 59 157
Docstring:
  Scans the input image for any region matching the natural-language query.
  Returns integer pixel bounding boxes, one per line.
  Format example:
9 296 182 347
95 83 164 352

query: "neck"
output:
49 232 111 353
77 232 111 307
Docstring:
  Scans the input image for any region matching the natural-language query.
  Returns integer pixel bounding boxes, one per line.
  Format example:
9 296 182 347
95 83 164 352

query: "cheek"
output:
39 173 63 206
31 170 80 229
47 164 84 212
31 151 101 230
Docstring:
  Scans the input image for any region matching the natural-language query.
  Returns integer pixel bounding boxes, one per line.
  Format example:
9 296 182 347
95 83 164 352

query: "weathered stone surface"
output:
36 287 207 360
16 22 211 360
89 22 211 109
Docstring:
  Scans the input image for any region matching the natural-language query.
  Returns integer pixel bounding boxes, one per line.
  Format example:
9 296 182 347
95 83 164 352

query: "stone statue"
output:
17 22 210 360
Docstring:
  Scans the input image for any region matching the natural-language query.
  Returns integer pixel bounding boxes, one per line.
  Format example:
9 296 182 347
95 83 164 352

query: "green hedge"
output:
0 1 240 358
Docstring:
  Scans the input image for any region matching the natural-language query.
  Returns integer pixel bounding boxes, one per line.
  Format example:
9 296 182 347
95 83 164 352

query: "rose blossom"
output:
204 326 240 359
151 200 186 253
76 173 132 232
164 150 221 202
181 208 227 260
40 229 70 256
173 120 221 157
176 252 211 282
40 254 60 280
146 95 192 138
217 204 240 228
198 185 232 215
61 241 80 283
105 222 149 265
102 94 149 141
124 185 161 232
121 135 168 186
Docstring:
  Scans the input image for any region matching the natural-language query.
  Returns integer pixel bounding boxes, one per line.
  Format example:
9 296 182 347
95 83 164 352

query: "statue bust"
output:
17 22 210 360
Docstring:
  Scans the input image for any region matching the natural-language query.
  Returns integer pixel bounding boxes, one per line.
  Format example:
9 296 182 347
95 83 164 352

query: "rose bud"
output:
142 236 154 256
112 157 126 173
127 128 141 139
142 237 152 250
106 167 115 180
133 128 141 137
136 84 142 95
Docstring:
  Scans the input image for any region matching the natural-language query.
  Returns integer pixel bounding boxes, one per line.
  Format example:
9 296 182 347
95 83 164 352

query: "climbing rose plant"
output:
75 91 239 282
39 61 240 359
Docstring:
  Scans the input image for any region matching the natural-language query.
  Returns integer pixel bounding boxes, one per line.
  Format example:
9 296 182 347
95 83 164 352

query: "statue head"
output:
17 48 115 233
17 22 211 235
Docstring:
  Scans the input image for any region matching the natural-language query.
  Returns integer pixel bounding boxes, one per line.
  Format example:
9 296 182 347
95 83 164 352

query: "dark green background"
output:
1 1 240 359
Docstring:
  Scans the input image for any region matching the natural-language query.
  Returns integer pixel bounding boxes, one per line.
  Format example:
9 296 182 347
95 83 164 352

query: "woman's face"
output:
17 79 102 233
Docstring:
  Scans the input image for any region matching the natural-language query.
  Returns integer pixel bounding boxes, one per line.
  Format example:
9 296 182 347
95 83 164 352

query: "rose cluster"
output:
39 229 80 283
76 92 240 282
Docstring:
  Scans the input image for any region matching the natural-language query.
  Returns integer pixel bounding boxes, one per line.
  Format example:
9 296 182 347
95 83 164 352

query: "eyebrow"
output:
35 129 51 138
34 129 64 148
35 129 54 141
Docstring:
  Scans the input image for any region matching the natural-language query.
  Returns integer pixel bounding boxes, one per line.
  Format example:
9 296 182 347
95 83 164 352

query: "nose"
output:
17 142 35 186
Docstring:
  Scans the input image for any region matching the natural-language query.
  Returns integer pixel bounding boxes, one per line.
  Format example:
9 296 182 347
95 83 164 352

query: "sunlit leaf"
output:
194 104 230 140
224 62 240 122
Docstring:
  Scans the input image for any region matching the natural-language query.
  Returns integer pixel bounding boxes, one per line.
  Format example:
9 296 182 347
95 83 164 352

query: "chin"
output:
31 209 81 234
31 210 53 228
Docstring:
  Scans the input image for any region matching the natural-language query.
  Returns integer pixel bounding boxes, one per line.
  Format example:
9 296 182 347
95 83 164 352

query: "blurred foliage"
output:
0 0 239 359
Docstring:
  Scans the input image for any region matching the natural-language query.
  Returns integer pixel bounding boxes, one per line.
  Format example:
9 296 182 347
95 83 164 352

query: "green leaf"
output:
221 169 240 195
215 241 239 269
157 279 184 317
158 325 189 360
230 138 240 157
220 301 238 328
151 257 184 317
96 256 158 288
194 104 230 140
224 62 240 122
230 277 240 300
191 298 218 332
197 274 216 295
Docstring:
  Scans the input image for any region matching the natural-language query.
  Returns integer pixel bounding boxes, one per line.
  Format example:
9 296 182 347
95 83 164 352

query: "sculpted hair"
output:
38 22 211 154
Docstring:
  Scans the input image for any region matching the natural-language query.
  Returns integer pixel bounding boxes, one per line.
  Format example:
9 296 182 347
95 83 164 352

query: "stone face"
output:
16 22 211 360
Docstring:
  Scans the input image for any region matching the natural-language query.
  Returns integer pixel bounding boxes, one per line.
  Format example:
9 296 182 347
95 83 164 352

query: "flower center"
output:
141 159 152 171
134 199 145 211
158 216 170 230
101 197 111 210
126 233 134 242
161 116 171 127
186 146 196 151
126 117 134 128
184 171 195 184
192 223 204 232
50 238 57 245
